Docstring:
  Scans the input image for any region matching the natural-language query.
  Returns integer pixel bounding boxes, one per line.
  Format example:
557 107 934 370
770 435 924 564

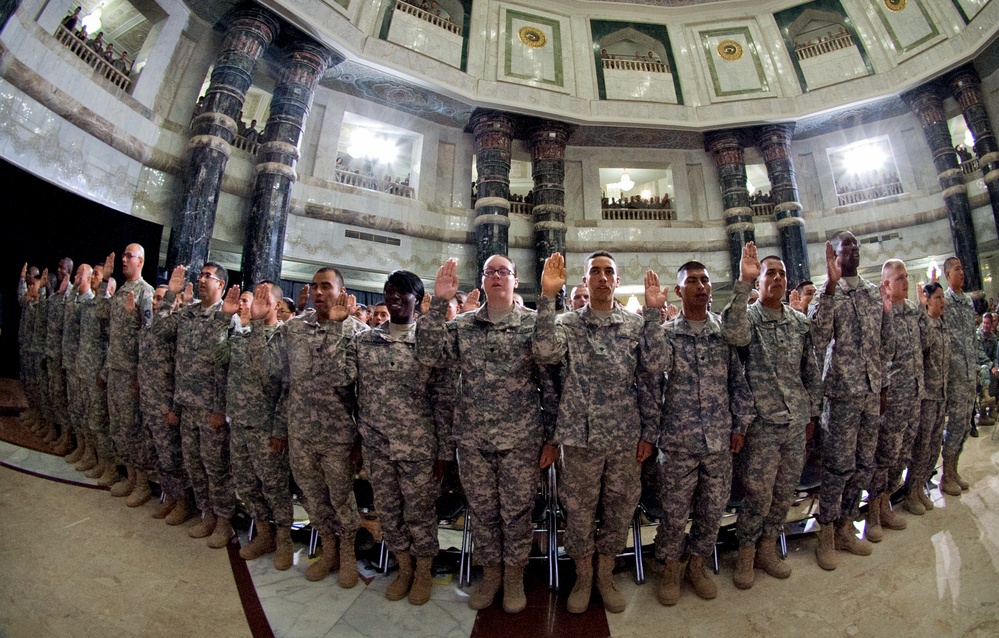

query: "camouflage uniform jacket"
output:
16 279 35 351
325 321 451 461
976 327 997 366
138 305 178 416
77 294 109 382
641 306 756 453
886 299 927 396
159 291 228 411
809 277 894 398
922 314 949 401
219 319 282 437
416 296 551 452
269 310 368 443
61 287 92 371
45 285 72 362
97 278 154 373
943 288 982 387
741 301 821 426
532 295 659 452
29 294 48 356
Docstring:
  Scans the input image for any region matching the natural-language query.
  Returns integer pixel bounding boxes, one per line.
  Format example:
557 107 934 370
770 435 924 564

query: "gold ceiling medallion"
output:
884 0 906 11
717 40 743 61
519 26 547 49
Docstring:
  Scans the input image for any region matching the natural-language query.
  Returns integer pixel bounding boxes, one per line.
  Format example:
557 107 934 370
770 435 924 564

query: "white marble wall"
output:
799 46 868 90
387 8 463 69
603 68 677 103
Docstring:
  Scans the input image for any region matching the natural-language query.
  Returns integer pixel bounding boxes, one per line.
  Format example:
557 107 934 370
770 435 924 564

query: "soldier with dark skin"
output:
46 257 74 456
808 232 894 569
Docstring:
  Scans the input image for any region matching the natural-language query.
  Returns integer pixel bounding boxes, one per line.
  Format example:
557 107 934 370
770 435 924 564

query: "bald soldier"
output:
96 245 155 504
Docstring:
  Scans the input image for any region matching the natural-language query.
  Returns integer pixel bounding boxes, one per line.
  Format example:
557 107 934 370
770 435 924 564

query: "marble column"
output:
166 7 279 279
902 82 983 293
949 65 999 240
704 129 755 282
754 124 811 287
470 109 516 279
240 41 339 287
528 120 573 294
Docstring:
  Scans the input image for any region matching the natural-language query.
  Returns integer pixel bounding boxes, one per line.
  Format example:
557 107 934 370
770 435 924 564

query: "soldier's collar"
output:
580 304 625 325
674 312 721 335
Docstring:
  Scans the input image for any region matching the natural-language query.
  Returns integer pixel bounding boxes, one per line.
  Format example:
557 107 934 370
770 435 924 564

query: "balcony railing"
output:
794 33 855 61
751 203 775 218
395 1 462 36
54 24 132 92
335 169 414 199
961 157 980 175
836 181 903 206
602 207 676 221
233 135 260 155
510 202 533 215
602 57 669 74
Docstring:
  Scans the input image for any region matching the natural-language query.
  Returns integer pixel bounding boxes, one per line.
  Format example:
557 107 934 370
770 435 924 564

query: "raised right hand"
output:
168 265 186 295
540 252 566 298
825 241 842 285
103 252 115 277
789 289 803 312
20 262 26 279
251 283 272 320
461 288 480 312
644 269 668 309
434 258 459 300
296 284 310 311
326 291 352 322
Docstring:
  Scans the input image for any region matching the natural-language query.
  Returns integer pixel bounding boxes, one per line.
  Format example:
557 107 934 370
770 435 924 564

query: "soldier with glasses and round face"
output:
417 254 552 614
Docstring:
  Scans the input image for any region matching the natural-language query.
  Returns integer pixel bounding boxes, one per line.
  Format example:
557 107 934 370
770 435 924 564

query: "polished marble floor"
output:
2 422 998 638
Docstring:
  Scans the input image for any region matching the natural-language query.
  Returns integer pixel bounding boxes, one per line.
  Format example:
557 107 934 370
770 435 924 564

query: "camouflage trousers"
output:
80 372 115 460
364 446 439 559
144 408 187 500
457 445 538 567
47 356 70 433
178 405 235 518
735 419 807 545
909 399 946 486
288 438 358 539
656 447 733 561
560 446 641 558
231 422 293 527
817 393 880 525
66 367 87 437
23 354 45 416
108 370 153 470
943 382 975 460
870 382 920 498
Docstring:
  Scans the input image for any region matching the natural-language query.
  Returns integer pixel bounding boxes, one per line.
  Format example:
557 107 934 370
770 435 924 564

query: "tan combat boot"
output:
165 495 192 526
188 511 217 539
125 471 152 507
814 522 838 571
338 533 359 589
915 477 934 511
65 434 85 464
940 457 962 496
152 494 176 519
864 494 883 543
109 465 136 497
207 516 235 548
880 493 907 531
566 554 593 614
903 482 925 515
305 532 338 582
686 555 717 600
273 527 294 570
656 559 684 606
467 564 502 609
409 556 434 606
84 454 106 479
385 552 414 601
755 535 791 579
953 456 970 491
74 439 97 472
595 553 625 613
502 563 526 614
239 520 276 559
54 430 74 456
835 519 873 556
97 460 119 487
732 544 756 589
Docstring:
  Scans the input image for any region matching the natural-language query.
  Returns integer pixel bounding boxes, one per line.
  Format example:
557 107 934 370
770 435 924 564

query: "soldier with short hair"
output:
641 244 756 606
533 251 658 614
732 255 820 589
78 268 117 485
46 257 74 456
63 263 95 471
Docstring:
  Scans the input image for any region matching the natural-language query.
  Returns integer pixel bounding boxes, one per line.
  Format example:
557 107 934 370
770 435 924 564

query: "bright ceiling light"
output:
844 146 886 174
625 295 642 313
81 4 103 33
617 169 634 192
347 129 398 164
641 189 651 199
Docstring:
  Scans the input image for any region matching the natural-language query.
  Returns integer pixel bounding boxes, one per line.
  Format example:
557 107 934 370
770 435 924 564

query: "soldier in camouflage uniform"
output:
939 257 983 496
219 282 294 570
265 267 368 587
46 257 74 456
417 256 551 614
16 264 43 433
641 245 756 606
904 281 949 514
30 272 55 442
732 256 821 590
77 268 118 486
63 263 97 471
140 285 191 524
159 263 238 548
808 232 894 569
96 246 155 504
866 260 926 542
532 251 658 614
326 270 449 605
974 313 998 427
